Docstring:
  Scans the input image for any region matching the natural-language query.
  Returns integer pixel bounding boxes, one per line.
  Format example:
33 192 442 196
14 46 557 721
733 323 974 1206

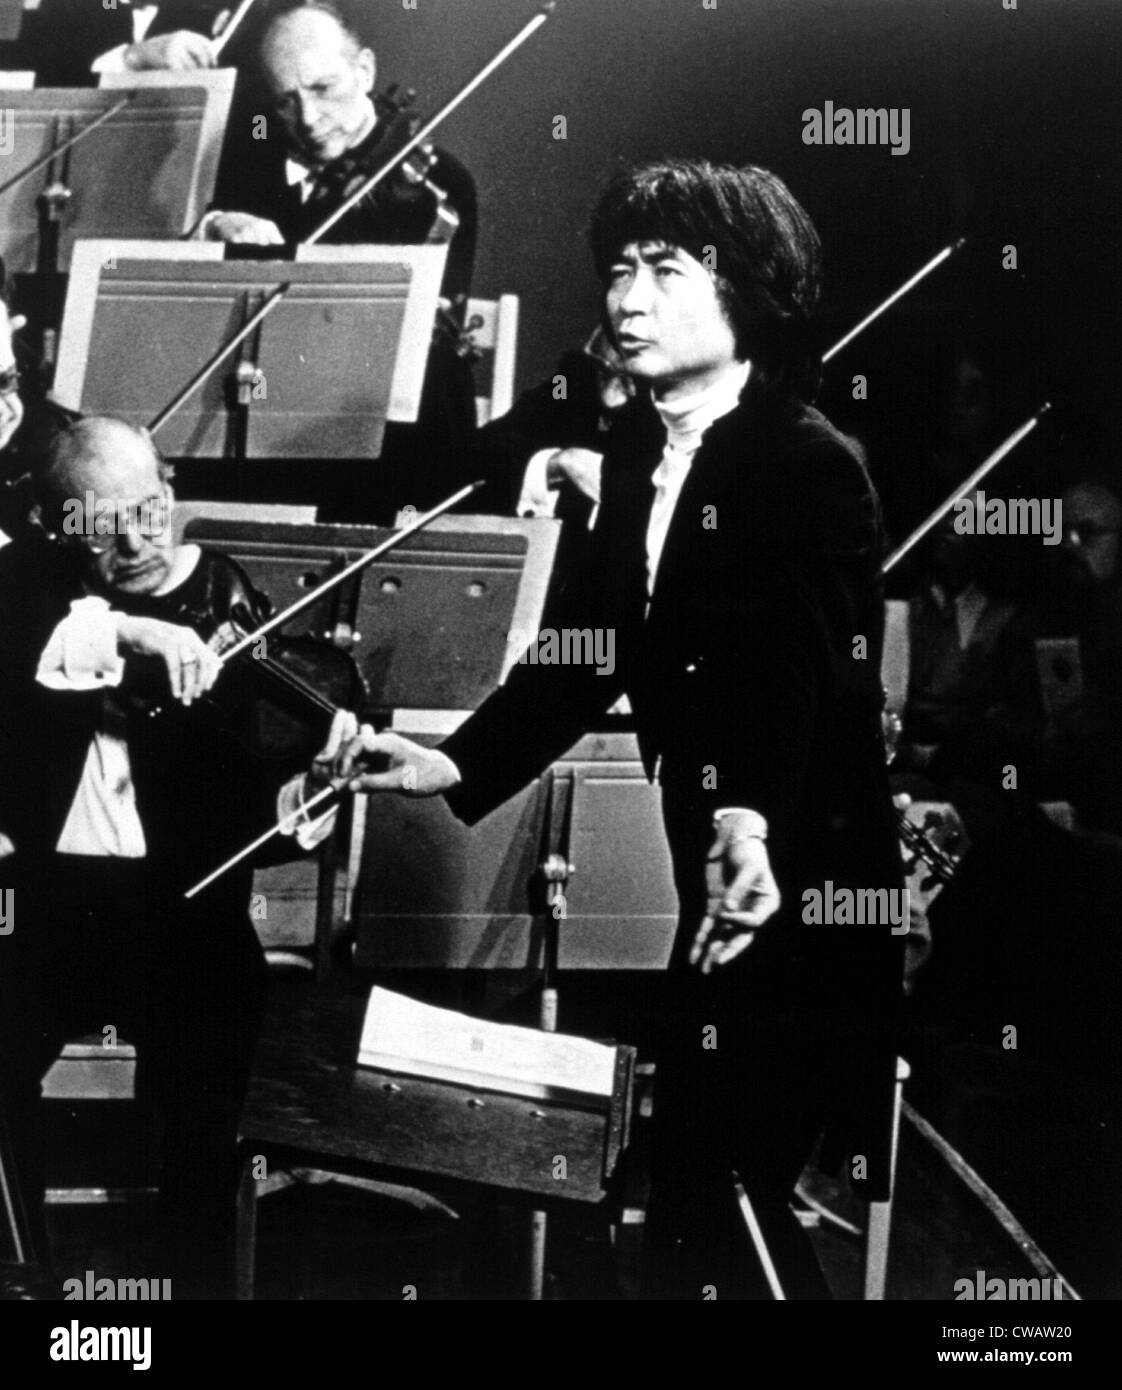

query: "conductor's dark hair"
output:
589 160 824 400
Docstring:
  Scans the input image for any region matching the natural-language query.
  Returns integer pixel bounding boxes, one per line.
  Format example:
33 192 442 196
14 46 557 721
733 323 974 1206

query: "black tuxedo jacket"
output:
213 113 478 307
443 384 904 1192
444 379 901 900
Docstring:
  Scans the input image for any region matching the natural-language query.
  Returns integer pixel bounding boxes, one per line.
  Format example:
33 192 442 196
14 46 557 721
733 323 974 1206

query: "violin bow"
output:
148 3 558 437
211 0 257 59
822 237 966 364
880 401 1052 576
0 95 134 201
182 479 484 899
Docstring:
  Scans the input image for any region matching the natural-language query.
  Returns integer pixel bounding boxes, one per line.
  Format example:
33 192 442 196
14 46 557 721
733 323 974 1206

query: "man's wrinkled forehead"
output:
262 15 362 90
51 428 162 502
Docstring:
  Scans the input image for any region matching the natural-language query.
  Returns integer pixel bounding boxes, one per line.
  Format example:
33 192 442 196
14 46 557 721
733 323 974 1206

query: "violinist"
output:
204 2 479 522
0 416 363 1297
205 2 476 305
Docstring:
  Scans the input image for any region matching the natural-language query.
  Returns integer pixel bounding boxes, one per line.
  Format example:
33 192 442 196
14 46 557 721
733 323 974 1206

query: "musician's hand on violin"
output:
203 212 285 246
115 615 222 707
336 731 461 797
690 815 780 975
125 31 216 71
546 448 603 505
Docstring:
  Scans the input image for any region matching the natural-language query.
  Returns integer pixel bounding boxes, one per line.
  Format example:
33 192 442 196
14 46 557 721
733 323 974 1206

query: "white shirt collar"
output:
651 360 751 458
644 362 751 596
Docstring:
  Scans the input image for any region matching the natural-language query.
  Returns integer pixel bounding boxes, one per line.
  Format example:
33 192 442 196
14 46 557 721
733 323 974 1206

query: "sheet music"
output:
358 987 616 1102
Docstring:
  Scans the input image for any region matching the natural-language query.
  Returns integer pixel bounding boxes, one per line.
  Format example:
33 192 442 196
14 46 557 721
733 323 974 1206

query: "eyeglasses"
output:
66 493 171 555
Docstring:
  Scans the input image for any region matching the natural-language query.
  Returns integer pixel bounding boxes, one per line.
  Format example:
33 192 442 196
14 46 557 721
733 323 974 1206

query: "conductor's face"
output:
261 11 376 168
606 241 741 401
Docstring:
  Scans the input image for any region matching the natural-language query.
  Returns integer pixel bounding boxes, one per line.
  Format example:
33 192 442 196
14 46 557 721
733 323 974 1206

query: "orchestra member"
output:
0 416 361 1296
205 2 475 304
205 2 478 521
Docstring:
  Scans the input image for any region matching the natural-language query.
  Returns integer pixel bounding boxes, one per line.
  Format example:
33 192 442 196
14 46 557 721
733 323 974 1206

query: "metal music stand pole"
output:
528 773 573 1299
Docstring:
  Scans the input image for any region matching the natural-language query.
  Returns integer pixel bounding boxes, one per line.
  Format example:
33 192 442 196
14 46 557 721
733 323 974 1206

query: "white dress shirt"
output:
36 570 335 857
645 360 751 594
645 361 763 832
284 102 379 202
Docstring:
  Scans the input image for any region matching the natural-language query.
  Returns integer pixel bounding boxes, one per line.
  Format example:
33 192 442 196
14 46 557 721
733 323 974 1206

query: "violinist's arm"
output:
35 597 221 707
93 30 217 75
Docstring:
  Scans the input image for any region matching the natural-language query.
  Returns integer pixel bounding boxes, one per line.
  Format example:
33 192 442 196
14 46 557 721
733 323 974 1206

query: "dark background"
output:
331 0 1118 429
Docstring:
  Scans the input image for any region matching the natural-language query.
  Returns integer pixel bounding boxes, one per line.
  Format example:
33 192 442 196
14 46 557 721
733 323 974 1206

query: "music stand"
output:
182 514 559 704
181 512 561 962
54 239 448 458
0 0 23 41
97 67 236 226
0 85 232 274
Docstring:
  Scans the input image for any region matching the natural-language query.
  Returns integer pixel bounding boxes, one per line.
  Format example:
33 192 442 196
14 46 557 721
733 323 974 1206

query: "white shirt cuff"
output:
276 775 338 851
90 45 131 74
36 597 125 691
516 449 560 519
194 209 227 241
713 807 768 839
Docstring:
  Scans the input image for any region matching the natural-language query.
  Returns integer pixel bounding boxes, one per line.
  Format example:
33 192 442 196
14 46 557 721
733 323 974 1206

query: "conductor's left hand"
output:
690 814 781 974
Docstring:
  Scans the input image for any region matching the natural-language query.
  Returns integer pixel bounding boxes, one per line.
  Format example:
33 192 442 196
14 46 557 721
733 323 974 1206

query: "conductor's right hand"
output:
336 731 462 797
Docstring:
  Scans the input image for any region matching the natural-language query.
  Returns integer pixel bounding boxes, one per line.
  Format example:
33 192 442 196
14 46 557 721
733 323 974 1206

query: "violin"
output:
149 6 557 438
181 481 482 898
131 576 367 766
333 84 484 362
882 709 963 888
201 618 367 765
